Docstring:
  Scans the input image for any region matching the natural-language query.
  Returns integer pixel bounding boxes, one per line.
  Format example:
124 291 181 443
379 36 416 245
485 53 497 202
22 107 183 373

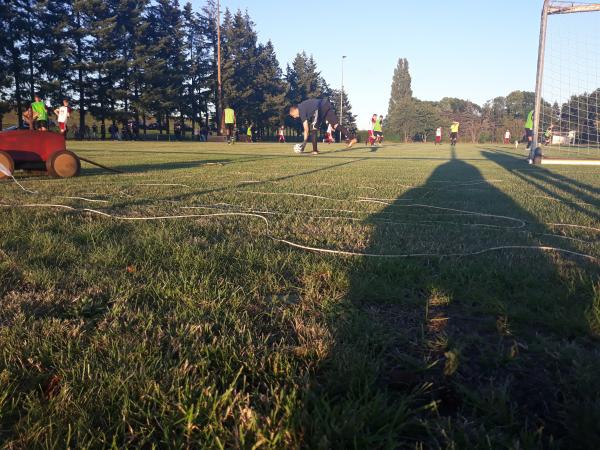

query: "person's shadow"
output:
301 147 600 448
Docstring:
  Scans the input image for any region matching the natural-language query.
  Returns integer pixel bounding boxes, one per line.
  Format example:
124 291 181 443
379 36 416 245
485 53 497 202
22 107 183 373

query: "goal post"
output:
531 0 600 165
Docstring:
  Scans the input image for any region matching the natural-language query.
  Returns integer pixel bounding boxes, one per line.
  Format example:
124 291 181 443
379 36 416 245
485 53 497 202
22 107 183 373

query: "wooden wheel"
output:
0 151 15 180
46 150 80 178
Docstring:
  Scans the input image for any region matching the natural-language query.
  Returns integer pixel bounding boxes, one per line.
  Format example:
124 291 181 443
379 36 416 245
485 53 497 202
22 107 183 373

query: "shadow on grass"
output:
119 157 370 209
302 148 600 447
482 148 600 223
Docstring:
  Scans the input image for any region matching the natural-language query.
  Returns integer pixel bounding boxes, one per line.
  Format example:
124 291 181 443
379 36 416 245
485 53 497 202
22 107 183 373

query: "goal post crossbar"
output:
548 2 600 15
530 0 600 164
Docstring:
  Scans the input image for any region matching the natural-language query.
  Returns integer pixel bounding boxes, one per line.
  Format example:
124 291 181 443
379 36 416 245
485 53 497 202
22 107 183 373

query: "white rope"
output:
547 223 600 233
0 163 38 194
356 198 527 228
60 196 110 203
181 204 597 244
136 183 191 188
0 202 597 263
273 238 599 262
237 190 346 201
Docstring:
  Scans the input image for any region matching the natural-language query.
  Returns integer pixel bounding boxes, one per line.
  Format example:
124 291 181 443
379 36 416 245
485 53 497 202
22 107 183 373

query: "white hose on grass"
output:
0 163 38 194
0 202 597 263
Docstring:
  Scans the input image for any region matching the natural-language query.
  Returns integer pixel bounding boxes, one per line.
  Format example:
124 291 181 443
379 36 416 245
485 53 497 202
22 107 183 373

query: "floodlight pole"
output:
340 55 346 142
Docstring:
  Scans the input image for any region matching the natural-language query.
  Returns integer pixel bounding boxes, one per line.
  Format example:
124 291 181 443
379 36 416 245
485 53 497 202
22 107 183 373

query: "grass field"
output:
1 141 599 449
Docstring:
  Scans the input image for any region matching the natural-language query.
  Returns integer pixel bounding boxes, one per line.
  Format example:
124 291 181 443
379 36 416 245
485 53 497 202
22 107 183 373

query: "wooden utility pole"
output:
216 0 223 135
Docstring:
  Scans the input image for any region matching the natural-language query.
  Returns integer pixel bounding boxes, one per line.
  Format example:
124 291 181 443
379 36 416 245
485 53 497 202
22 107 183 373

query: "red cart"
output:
0 129 80 179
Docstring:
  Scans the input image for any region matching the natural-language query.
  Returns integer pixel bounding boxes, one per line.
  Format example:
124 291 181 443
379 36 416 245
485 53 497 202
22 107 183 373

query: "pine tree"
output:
0 0 15 128
329 88 357 131
199 0 220 131
2 0 34 126
69 1 94 133
254 40 286 134
182 2 210 133
387 58 412 115
285 52 327 106
141 0 186 133
221 10 255 124
85 0 120 128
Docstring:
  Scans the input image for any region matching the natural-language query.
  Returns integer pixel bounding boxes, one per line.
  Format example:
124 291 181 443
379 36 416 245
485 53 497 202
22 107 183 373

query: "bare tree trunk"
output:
11 47 23 128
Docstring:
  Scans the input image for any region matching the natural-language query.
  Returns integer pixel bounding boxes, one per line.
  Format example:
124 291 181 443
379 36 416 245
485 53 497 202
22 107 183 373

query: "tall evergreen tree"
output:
69 0 94 132
221 9 260 126
387 57 412 115
0 0 14 129
285 52 327 106
37 0 72 106
2 0 36 127
254 40 286 132
199 0 220 130
141 0 186 133
329 88 357 131
182 2 211 133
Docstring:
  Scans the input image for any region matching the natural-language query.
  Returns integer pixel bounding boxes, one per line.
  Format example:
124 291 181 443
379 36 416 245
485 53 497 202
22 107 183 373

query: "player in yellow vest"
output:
222 106 236 144
373 115 383 145
450 121 460 146
246 123 253 143
524 110 534 150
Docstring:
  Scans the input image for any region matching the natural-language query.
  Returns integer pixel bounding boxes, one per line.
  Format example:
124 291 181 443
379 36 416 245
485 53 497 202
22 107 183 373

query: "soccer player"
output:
54 99 71 139
324 123 335 143
373 115 383 145
288 98 357 155
450 121 460 146
222 106 236 144
366 114 377 146
504 129 511 144
524 110 534 149
31 94 48 131
544 126 553 145
435 126 442 145
278 125 286 143
246 123 253 143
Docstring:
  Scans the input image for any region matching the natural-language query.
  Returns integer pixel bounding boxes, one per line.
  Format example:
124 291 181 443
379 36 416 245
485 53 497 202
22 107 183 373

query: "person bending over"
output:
288 98 357 155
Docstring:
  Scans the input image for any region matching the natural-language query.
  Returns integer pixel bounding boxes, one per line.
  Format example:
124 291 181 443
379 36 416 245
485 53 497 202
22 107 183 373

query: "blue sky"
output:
191 0 546 126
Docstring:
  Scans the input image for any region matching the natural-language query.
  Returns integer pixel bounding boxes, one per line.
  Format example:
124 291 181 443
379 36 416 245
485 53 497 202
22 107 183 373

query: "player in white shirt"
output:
366 114 377 146
278 125 286 143
54 99 71 139
323 123 335 143
504 129 511 144
435 127 442 145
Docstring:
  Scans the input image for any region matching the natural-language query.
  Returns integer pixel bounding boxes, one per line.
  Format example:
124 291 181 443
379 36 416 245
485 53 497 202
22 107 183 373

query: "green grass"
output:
1 141 599 449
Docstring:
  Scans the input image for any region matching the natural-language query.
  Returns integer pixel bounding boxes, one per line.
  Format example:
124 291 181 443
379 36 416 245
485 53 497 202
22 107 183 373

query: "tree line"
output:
386 58 537 143
0 0 357 137
386 58 600 144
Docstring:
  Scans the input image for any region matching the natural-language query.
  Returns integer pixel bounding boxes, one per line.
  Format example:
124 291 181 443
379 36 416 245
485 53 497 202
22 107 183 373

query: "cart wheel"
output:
0 151 15 180
46 150 80 178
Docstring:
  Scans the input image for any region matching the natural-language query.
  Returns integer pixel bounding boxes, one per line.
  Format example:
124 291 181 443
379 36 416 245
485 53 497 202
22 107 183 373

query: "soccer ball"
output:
293 144 304 153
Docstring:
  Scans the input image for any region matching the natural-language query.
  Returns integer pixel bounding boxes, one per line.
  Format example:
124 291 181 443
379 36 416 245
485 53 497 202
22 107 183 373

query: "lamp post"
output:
340 55 346 142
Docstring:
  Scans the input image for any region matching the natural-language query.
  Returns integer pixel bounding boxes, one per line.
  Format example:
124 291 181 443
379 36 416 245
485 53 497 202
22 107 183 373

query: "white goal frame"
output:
531 0 600 165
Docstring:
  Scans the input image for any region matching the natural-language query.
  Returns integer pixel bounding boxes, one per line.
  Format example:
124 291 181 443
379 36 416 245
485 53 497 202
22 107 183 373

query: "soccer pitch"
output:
1 141 599 448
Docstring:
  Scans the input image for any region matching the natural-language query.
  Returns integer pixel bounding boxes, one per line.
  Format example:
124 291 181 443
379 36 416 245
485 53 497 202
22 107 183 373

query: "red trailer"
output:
0 129 80 179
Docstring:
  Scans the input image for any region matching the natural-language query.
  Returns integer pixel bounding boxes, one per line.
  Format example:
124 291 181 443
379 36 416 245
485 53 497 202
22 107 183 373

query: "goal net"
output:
533 1 600 164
